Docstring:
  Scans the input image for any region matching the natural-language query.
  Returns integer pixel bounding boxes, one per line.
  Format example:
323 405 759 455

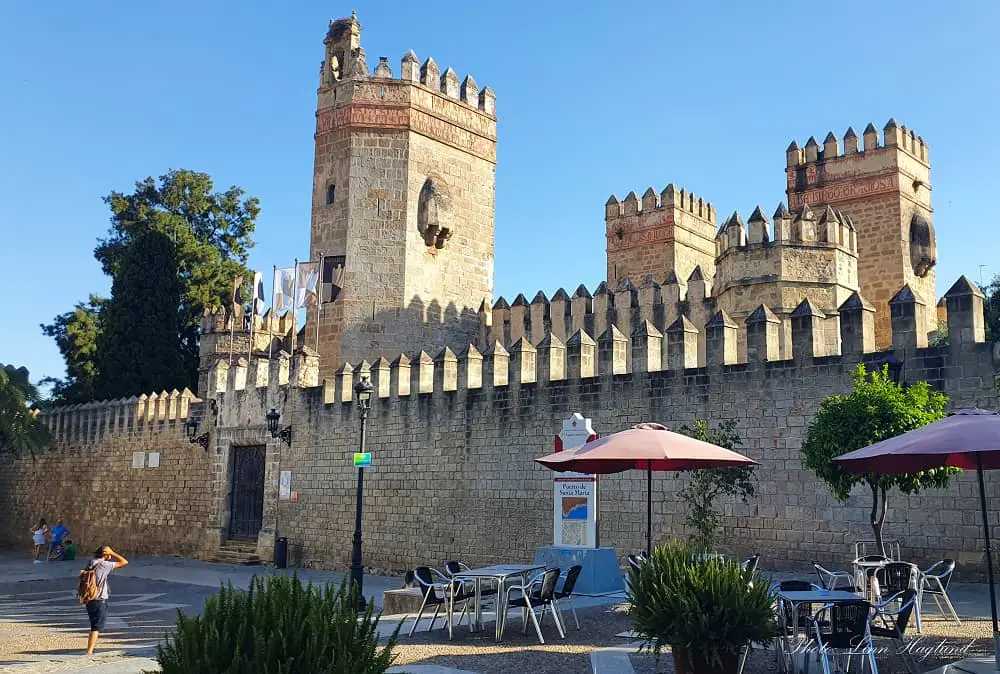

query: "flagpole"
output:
314 257 323 353
291 258 299 353
228 315 236 366
269 265 277 361
229 278 238 366
247 273 256 365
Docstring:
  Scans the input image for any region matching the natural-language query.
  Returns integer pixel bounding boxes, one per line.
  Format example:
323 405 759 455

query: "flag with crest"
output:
252 271 266 316
273 267 295 313
296 262 319 308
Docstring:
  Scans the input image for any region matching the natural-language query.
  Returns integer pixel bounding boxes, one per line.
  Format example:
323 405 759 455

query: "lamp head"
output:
354 376 374 411
266 408 281 437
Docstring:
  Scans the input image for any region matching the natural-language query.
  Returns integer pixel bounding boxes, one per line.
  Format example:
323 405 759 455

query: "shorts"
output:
86 600 107 632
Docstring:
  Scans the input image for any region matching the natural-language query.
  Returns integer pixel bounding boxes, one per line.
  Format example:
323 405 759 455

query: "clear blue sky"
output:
2 1 997 385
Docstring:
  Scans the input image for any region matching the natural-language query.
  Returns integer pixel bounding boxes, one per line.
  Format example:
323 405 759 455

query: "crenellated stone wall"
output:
194 277 997 576
0 390 218 558
6 278 997 577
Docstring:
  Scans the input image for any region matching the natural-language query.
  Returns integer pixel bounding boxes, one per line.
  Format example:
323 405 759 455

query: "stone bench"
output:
382 587 423 615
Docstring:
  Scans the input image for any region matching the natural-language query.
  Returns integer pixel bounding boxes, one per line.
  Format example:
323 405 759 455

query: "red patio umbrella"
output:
833 408 1000 671
535 423 757 556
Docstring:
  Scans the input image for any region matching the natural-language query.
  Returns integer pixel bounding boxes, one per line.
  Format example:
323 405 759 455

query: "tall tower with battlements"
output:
605 184 717 288
309 14 497 375
786 121 936 348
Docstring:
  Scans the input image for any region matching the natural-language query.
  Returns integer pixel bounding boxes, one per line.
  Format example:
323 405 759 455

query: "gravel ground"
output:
630 614 998 674
0 619 149 662
388 602 633 674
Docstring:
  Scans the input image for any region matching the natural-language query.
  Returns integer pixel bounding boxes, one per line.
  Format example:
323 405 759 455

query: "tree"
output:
96 169 258 385
40 296 105 404
676 420 755 551
984 274 1000 342
43 169 259 398
0 364 51 457
95 231 189 399
928 321 949 347
801 364 954 554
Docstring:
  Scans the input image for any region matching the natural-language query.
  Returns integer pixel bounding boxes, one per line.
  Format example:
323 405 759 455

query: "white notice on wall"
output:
132 452 146 469
147 452 160 468
279 471 292 500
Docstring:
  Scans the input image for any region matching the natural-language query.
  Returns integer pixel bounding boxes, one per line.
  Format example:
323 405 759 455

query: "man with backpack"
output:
78 545 128 655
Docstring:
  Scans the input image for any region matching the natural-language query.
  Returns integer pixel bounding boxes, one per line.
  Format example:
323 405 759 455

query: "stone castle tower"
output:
605 185 717 289
786 123 936 348
603 121 936 356
308 14 497 375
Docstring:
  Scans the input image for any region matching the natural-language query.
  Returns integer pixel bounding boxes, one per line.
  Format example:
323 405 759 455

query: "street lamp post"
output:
350 376 374 611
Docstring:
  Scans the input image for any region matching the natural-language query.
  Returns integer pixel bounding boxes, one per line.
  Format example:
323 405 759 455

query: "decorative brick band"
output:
316 102 497 163
788 173 898 209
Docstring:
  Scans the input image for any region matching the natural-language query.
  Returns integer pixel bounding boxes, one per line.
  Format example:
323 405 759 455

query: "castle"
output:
240 13 936 378
6 14 996 578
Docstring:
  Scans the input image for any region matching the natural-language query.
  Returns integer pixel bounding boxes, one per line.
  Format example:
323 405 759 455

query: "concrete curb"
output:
590 646 636 674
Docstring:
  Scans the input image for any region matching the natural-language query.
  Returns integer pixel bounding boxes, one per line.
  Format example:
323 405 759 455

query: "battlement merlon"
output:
715 204 859 259
786 120 929 168
206 277 987 413
605 183 717 225
37 388 205 445
316 15 497 163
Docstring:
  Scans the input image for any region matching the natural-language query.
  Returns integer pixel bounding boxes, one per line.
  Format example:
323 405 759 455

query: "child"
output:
64 539 77 561
48 520 69 561
31 519 48 564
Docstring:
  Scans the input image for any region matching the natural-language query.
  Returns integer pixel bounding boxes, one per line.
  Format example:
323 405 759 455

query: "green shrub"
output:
627 541 778 671
155 575 398 674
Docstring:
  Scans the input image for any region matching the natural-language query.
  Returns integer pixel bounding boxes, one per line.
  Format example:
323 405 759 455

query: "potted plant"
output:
628 541 778 674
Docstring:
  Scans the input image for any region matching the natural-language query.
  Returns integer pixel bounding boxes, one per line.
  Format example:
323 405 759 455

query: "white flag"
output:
252 271 266 316
273 267 295 312
296 262 319 308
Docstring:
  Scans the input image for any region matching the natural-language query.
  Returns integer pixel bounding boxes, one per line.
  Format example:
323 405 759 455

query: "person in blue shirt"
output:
48 520 69 561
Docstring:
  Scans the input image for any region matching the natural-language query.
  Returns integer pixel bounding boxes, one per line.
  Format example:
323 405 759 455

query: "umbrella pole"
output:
975 454 1000 672
647 462 652 557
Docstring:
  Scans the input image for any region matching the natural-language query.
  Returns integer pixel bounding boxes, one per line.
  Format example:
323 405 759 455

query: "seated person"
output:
63 539 77 561
48 521 70 561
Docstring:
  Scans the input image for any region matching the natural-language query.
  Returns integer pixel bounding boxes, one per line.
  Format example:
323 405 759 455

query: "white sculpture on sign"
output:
553 413 598 549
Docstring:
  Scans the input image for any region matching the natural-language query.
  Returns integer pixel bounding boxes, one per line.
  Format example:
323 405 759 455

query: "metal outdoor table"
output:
851 558 924 633
451 564 545 641
774 588 863 673
852 558 889 597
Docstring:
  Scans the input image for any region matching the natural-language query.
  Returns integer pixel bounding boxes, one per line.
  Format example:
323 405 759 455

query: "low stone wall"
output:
0 423 216 559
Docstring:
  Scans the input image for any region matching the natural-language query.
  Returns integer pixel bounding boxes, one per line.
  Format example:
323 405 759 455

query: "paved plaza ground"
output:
0 551 997 673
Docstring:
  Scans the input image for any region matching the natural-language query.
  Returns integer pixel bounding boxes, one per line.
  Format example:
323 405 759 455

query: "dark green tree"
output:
40 296 105 403
0 364 51 457
676 420 755 552
95 231 188 399
984 274 1000 342
801 364 954 554
43 169 259 398
97 169 258 382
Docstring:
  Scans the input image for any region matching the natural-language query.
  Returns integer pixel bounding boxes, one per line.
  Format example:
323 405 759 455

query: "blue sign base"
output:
532 546 625 595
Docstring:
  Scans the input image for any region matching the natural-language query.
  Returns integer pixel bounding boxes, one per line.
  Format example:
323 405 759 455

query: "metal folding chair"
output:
919 559 960 623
